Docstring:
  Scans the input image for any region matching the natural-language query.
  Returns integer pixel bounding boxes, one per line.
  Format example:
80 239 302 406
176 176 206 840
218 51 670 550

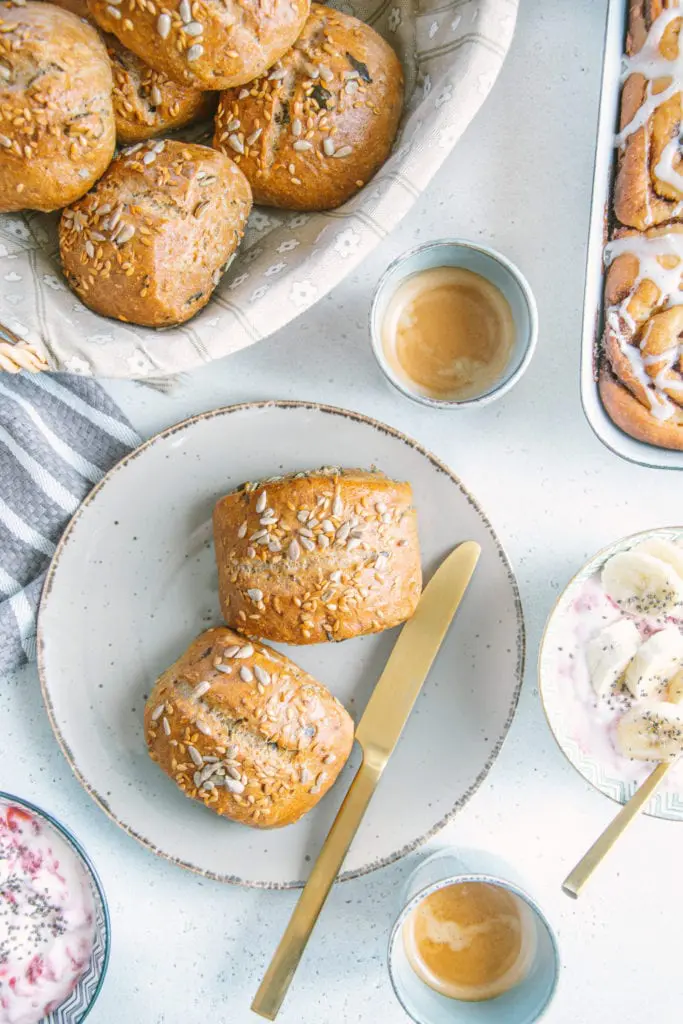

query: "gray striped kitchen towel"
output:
0 372 140 670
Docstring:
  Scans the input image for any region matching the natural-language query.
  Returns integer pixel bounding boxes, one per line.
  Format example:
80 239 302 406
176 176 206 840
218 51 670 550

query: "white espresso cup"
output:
388 849 559 1024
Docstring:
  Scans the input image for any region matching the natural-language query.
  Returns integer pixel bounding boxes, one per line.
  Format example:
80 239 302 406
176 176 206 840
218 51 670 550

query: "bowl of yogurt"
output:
0 794 110 1024
539 527 683 821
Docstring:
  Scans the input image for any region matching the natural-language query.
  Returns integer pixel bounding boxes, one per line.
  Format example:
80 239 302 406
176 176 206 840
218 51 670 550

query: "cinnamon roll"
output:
614 2 683 230
600 225 683 449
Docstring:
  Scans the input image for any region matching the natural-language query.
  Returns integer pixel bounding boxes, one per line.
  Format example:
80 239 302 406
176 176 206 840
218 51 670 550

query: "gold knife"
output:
251 540 481 1020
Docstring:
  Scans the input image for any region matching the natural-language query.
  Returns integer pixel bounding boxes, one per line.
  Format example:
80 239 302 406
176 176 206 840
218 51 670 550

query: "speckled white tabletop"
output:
3 1 680 1021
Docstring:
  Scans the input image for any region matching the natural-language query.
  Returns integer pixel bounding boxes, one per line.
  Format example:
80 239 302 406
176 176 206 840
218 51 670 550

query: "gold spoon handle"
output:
562 759 674 899
251 756 379 1020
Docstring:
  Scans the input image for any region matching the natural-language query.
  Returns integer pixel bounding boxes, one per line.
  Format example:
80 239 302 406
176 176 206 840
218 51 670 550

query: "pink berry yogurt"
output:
0 800 96 1024
553 574 683 788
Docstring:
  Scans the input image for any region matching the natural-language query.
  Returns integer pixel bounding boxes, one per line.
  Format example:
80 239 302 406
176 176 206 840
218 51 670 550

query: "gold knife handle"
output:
562 759 673 899
251 752 380 1020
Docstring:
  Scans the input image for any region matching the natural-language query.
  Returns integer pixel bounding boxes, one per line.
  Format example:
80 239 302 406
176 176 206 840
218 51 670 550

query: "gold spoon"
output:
562 758 677 899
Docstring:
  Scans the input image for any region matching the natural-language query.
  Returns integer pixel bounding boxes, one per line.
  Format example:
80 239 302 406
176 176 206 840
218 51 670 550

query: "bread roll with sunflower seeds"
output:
87 0 310 91
46 0 216 145
213 4 403 211
213 467 422 645
59 139 252 326
145 627 354 828
0 0 115 213
107 33 216 144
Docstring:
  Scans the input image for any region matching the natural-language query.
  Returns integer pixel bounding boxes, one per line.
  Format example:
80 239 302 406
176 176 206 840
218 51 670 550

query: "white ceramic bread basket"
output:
0 0 517 379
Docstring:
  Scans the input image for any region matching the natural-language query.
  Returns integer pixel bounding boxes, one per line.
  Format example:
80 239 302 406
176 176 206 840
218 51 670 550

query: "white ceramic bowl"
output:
539 526 683 821
369 239 538 408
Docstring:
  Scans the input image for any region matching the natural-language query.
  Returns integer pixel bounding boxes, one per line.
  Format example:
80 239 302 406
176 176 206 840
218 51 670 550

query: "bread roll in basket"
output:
0 0 517 377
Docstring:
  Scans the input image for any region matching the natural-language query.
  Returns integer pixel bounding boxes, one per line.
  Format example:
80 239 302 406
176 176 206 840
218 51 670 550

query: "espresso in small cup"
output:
402 881 537 1003
380 267 515 402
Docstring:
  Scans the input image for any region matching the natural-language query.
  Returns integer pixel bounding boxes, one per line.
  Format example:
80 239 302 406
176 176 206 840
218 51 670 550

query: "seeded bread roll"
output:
59 139 252 326
213 467 422 645
145 627 354 828
87 0 310 91
0 0 115 214
213 4 404 211
107 33 216 143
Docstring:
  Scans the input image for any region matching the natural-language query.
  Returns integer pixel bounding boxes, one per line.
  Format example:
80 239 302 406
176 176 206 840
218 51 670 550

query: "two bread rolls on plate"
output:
146 467 422 829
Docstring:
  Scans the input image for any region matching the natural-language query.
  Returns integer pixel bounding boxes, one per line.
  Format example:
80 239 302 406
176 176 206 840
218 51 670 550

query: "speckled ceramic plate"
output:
539 527 683 822
38 402 524 887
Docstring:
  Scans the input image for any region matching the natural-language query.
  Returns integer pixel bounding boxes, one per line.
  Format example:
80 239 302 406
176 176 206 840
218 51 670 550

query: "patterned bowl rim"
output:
0 791 111 1020
537 525 683 819
36 399 526 888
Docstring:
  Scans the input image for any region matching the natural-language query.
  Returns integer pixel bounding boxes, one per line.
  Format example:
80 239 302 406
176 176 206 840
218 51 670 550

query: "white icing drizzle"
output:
615 7 683 199
604 234 683 420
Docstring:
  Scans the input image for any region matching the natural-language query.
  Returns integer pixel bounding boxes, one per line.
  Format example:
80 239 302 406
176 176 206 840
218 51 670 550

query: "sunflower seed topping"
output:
186 43 204 61
196 720 212 736
192 680 211 699
224 645 240 658
179 0 191 21
288 539 301 561
238 88 250 99
246 128 262 146
346 537 361 551
336 522 351 542
333 145 353 159
106 5 122 18
237 522 248 538
184 20 203 35
330 570 342 583
235 644 254 659
255 491 267 513
300 535 315 552
247 588 264 602
227 118 240 132
318 534 330 548
254 665 270 686
157 12 171 36
150 85 163 106
152 704 165 721
226 765 241 780
188 745 203 767
215 664 232 674
291 118 303 136
268 67 286 80
297 510 309 522
239 666 254 682
293 140 313 152
224 778 245 794
162 716 171 736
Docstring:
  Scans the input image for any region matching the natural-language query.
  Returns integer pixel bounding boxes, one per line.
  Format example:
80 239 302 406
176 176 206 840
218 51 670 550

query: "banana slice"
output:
586 619 641 697
635 538 683 582
669 668 683 703
601 551 683 616
617 701 683 761
624 624 683 699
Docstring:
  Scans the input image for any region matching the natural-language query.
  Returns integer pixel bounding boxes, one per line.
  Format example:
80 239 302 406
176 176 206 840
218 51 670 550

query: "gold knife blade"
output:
251 540 481 1020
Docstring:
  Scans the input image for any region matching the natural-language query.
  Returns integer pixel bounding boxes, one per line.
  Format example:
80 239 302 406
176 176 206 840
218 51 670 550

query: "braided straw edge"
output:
0 322 49 373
